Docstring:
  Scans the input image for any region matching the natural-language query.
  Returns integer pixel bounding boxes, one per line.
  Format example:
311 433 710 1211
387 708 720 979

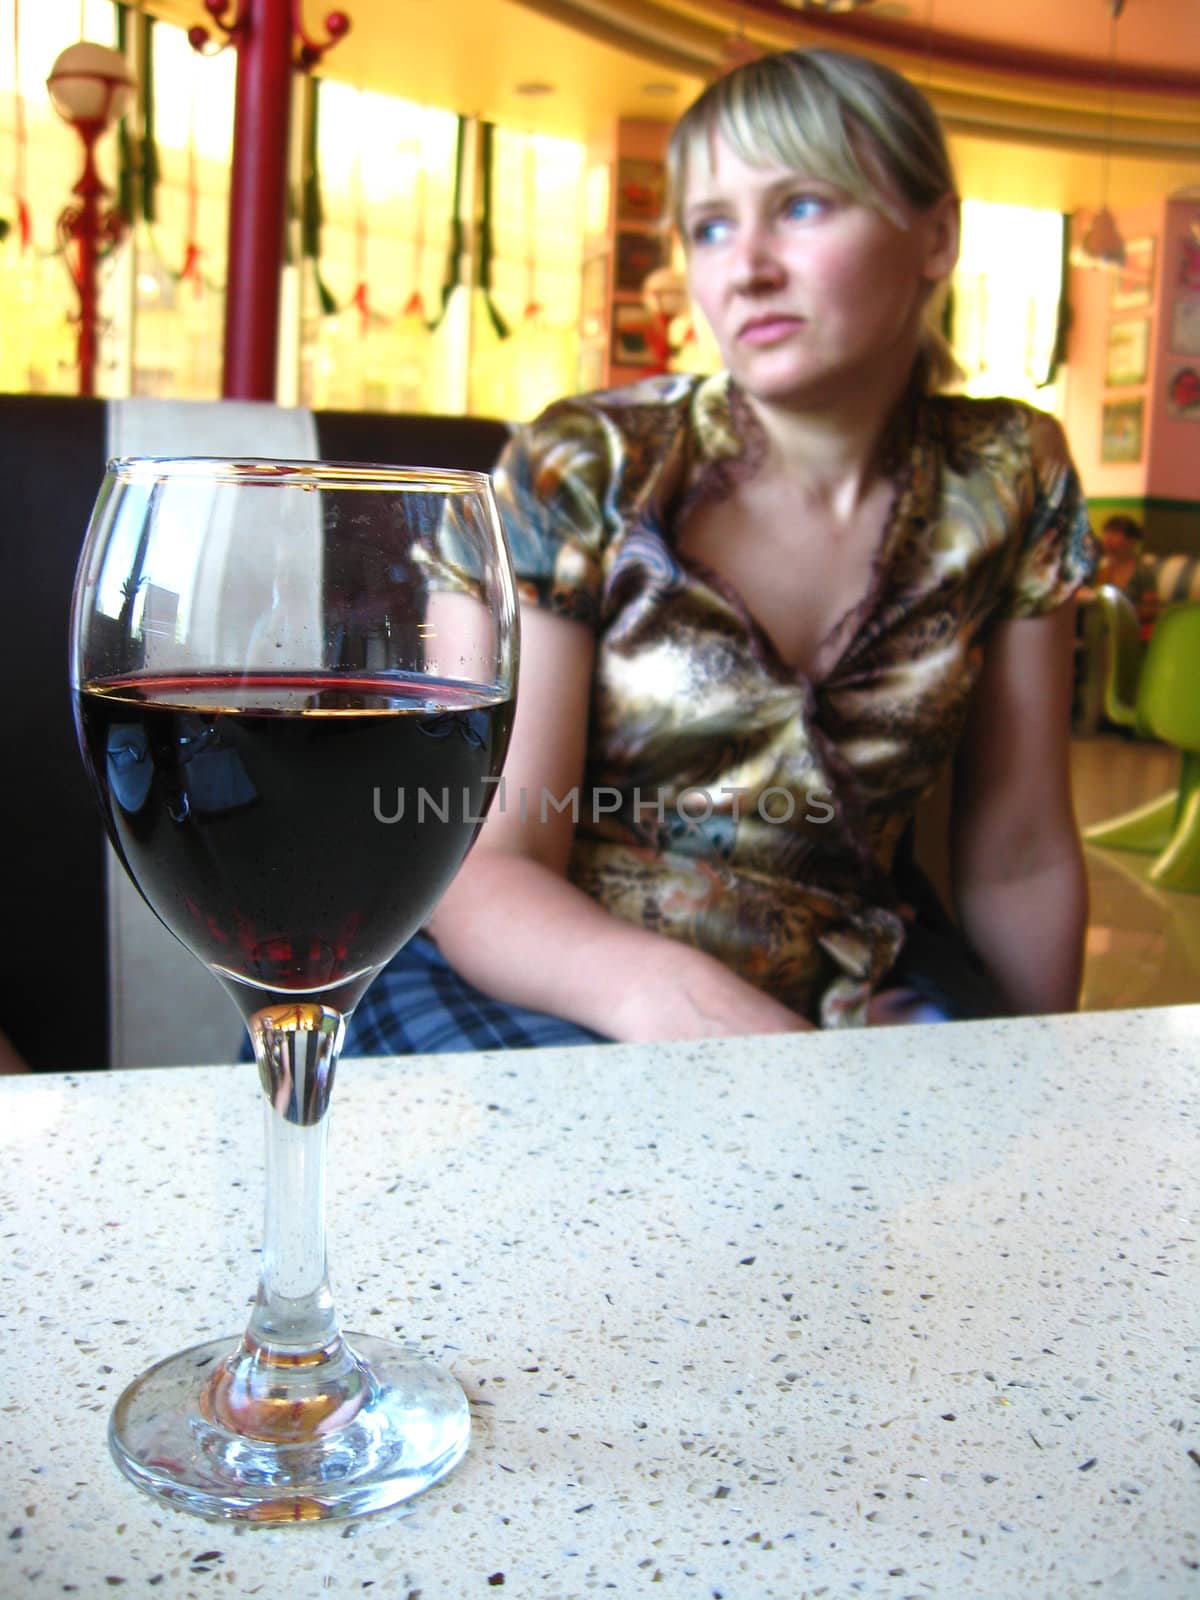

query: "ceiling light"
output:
1076 207 1126 268
1072 4 1127 269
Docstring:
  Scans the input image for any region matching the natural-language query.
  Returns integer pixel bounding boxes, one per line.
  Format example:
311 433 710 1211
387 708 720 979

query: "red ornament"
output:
325 11 350 37
1170 367 1200 410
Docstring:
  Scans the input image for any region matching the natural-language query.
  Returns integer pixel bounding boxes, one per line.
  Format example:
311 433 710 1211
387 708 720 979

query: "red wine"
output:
77 672 513 1016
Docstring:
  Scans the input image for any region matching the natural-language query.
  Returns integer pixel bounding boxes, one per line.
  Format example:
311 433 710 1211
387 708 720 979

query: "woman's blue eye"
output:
785 194 825 221
690 216 730 247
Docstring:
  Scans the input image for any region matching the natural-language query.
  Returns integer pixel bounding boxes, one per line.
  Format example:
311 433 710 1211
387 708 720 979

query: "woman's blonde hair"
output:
666 49 962 390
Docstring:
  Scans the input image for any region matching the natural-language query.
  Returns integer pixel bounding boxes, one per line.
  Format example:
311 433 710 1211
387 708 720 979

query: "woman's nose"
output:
729 226 785 292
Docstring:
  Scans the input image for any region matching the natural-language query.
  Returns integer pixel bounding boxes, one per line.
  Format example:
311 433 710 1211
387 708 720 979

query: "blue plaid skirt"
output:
342 934 608 1056
332 855 1004 1058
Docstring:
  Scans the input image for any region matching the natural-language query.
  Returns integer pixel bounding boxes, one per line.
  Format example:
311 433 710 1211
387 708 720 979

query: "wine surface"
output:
78 671 513 1014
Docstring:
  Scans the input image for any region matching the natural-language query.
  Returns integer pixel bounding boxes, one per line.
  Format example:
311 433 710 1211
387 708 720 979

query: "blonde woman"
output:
346 48 1094 1054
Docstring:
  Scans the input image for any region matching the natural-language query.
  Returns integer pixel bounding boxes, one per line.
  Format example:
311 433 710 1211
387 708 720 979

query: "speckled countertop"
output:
1 1006 1197 1599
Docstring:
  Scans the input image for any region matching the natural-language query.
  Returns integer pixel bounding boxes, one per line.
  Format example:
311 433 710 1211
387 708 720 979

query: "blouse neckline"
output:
669 371 929 689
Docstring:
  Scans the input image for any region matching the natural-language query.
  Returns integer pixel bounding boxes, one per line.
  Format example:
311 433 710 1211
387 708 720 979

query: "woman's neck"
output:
737 359 921 515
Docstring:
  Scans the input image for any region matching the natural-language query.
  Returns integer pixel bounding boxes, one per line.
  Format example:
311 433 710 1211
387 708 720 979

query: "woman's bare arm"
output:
951 604 1088 1015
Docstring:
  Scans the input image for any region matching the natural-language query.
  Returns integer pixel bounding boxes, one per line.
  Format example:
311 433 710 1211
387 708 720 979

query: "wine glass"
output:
69 458 517 1521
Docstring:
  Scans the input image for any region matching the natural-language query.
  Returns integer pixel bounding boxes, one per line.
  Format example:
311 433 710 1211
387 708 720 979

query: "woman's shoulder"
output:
924 393 1094 598
525 372 705 442
501 373 708 504
928 392 1071 448
925 392 1076 483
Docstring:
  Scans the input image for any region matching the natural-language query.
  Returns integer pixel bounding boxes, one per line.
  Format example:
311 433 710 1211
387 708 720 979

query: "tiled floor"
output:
1072 733 1200 1012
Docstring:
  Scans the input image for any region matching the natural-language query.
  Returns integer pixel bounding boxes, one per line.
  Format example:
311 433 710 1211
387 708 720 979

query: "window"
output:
468 127 585 421
128 21 234 399
0 3 588 417
299 85 461 414
953 201 1067 411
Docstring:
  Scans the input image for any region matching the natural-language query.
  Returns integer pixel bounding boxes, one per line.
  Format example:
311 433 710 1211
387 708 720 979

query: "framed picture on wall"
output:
1165 365 1200 421
1105 317 1150 386
615 230 666 292
1100 397 1145 463
1177 226 1200 292
1111 237 1155 310
611 302 655 366
1168 296 1200 356
615 158 665 224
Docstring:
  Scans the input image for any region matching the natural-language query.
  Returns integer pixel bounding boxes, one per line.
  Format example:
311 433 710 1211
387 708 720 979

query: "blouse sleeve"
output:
1000 409 1098 620
490 400 615 628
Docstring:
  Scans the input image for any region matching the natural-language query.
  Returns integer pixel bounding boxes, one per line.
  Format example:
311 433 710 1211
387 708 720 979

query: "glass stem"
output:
202 1003 371 1442
248 1003 343 1353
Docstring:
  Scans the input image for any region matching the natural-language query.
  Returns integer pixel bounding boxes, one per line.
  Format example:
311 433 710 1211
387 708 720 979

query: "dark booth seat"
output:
0 393 510 1073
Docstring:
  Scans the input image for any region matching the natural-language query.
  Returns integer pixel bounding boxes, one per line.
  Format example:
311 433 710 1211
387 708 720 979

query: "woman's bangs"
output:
714 77 881 210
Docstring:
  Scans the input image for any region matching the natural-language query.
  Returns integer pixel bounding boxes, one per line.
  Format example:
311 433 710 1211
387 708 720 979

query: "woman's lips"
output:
738 315 804 346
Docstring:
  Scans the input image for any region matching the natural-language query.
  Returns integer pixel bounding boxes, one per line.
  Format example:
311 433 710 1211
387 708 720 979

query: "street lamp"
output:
47 40 136 396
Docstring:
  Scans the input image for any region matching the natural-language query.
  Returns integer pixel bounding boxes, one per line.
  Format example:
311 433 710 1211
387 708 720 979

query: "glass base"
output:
108 1331 470 1522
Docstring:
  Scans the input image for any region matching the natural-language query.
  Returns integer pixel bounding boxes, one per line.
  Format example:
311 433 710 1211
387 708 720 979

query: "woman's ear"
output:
922 192 961 282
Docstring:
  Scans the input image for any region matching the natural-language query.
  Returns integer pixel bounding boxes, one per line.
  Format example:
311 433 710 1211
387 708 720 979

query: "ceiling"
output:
147 0 1200 212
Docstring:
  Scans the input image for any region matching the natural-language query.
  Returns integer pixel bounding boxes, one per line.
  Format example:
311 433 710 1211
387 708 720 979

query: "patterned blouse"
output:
491 371 1095 1027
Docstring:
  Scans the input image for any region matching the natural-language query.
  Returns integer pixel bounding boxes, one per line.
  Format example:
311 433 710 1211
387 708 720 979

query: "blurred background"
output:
4 0 1200 1014
2 0 1196 431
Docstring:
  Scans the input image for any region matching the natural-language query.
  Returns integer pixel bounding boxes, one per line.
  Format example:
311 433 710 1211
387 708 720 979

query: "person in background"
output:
1081 513 1158 632
344 46 1095 1056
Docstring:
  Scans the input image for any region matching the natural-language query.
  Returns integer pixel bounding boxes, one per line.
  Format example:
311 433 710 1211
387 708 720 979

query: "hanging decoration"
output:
430 115 467 330
1078 208 1126 267
399 135 429 322
114 2 136 224
1035 217 1072 389
137 9 162 227
521 134 543 326
430 115 509 338
121 11 218 305
298 81 445 344
177 54 205 296
1072 4 1127 269
301 75 339 314
429 118 518 341
298 78 389 331
348 92 371 336
476 121 510 341
8 0 32 249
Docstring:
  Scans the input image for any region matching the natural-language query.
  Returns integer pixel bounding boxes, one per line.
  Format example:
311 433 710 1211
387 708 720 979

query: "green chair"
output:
1096 584 1144 729
1084 601 1200 892
1074 585 1143 734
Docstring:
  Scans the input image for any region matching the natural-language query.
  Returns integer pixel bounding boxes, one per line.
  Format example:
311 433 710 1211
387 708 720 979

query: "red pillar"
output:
222 0 293 400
